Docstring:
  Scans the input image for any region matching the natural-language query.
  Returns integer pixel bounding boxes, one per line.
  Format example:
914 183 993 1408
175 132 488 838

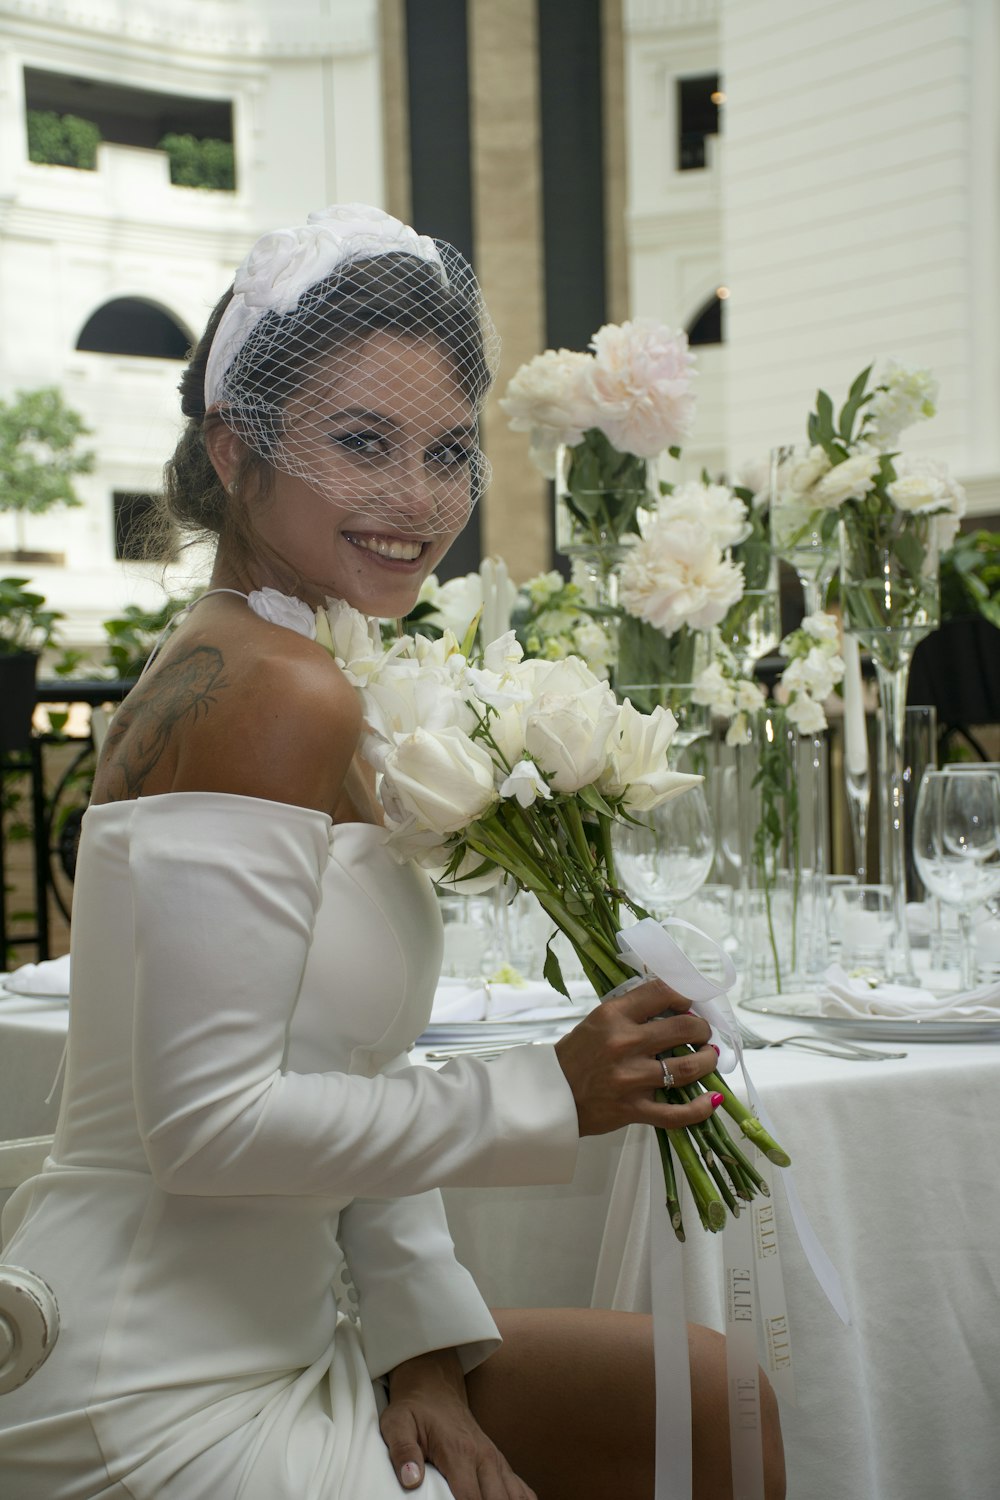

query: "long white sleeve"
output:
128 795 580 1198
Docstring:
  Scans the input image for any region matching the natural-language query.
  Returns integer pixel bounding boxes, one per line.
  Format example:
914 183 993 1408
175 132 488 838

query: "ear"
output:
203 416 246 492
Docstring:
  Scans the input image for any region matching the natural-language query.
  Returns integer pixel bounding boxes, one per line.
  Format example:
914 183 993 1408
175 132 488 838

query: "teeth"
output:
348 534 423 561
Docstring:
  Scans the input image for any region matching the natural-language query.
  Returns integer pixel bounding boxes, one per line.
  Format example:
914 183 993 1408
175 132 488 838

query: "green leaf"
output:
542 941 571 999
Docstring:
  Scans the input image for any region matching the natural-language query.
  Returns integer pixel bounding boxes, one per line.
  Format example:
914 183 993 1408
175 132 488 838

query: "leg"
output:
465 1308 785 1500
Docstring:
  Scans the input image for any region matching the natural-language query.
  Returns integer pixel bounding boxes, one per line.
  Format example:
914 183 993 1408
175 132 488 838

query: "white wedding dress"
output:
0 792 580 1499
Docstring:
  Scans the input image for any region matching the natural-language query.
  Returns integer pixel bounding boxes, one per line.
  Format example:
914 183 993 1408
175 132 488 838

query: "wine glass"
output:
611 785 715 920
912 769 1000 991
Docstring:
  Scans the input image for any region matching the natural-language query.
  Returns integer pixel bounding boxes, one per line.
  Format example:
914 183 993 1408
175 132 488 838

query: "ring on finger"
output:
660 1057 676 1090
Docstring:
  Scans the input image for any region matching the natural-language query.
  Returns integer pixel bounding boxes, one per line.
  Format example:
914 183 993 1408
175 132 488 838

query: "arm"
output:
130 794 580 1198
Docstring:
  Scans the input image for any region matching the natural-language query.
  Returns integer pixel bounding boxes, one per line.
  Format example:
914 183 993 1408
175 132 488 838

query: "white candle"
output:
842 632 868 777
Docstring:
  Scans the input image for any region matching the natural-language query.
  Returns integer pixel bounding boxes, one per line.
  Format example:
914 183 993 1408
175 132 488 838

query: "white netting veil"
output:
203 204 500 537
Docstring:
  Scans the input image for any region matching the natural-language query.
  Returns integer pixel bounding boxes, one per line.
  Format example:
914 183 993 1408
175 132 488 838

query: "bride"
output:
0 204 783 1500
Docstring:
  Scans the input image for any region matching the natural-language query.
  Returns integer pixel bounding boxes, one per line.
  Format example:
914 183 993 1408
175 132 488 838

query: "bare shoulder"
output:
175 625 361 812
93 607 363 816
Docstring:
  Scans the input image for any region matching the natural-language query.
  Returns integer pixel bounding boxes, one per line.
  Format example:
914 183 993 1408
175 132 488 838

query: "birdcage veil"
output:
203 204 500 536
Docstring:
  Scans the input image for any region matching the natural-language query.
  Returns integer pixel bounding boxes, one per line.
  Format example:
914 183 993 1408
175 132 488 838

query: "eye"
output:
427 441 474 470
332 429 390 458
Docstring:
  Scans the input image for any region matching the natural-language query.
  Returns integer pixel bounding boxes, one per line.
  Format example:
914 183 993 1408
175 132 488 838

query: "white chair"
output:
0 1135 58 1394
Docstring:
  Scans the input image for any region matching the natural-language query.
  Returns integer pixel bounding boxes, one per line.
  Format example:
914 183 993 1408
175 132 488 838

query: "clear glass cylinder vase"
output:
735 709 830 995
554 441 655 558
839 508 939 981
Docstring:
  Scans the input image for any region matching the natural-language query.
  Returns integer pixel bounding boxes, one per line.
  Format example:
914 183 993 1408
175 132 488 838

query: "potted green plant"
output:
0 386 94 564
0 577 63 752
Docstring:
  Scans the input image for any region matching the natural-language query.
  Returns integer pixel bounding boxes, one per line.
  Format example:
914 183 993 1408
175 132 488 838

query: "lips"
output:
344 533 426 562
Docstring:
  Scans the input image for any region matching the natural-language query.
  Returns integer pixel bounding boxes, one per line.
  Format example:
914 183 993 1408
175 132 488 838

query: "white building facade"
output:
0 0 386 645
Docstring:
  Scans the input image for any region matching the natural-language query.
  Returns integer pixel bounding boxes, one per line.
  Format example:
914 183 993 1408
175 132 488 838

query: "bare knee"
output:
689 1324 785 1500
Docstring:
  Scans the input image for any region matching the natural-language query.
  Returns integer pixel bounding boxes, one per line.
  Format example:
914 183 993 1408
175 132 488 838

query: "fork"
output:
736 1017 906 1060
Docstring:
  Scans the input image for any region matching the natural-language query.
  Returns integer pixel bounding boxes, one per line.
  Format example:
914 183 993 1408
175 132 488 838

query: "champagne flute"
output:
611 784 715 919
912 769 1000 991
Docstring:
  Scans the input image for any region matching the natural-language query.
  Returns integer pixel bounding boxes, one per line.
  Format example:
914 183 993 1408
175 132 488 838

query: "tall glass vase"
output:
770 444 839 617
555 439 657 681
735 708 830 995
614 618 713 761
554 439 655 560
839 508 940 982
717 538 781 673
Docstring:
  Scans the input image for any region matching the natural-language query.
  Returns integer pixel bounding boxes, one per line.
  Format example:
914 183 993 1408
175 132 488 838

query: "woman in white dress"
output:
0 205 784 1499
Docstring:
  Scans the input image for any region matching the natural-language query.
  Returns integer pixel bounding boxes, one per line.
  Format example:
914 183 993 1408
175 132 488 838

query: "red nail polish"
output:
711 1092 724 1108
710 1044 720 1056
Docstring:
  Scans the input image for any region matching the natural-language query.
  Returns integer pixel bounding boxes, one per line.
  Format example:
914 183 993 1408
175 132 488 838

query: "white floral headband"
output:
203 202 446 409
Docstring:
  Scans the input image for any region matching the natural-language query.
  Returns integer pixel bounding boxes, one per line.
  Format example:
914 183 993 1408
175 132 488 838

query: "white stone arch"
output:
74 293 194 360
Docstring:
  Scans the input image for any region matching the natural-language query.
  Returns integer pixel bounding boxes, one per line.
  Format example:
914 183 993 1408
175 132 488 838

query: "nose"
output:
394 458 438 527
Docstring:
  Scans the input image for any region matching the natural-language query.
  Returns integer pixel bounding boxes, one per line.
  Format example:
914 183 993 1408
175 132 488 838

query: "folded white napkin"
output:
430 976 590 1024
819 963 1000 1022
1 953 72 998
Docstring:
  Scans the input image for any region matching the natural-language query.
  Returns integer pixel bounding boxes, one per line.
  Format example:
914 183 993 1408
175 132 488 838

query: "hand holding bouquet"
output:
318 602 790 1238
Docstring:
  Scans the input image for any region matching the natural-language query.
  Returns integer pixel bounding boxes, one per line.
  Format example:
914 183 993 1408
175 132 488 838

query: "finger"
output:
634 1087 725 1130
613 977 698 1022
637 1011 712 1053
652 1042 720 1090
379 1408 425 1491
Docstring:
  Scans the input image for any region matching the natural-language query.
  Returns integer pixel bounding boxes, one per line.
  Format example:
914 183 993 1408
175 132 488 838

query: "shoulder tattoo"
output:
98 645 230 799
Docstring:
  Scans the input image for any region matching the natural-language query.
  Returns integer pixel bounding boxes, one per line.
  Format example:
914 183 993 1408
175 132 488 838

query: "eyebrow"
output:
326 408 477 442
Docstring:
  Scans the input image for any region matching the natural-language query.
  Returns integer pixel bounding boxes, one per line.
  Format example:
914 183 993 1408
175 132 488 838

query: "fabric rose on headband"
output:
205 202 448 408
235 204 444 315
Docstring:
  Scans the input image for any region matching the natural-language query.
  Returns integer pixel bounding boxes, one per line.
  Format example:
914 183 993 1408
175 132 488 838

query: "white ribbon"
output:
612 917 849 1500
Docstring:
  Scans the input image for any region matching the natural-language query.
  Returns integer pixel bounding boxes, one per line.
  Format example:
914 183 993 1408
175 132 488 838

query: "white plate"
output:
418 1015 579 1046
740 992 1000 1043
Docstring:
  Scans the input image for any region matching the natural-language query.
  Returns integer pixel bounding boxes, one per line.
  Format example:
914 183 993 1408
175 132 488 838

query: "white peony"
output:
618 517 745 635
499 348 595 473
659 481 751 549
810 452 881 509
587 320 697 457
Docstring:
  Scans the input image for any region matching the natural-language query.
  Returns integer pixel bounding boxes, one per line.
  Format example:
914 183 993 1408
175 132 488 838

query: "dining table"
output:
2 979 999 1499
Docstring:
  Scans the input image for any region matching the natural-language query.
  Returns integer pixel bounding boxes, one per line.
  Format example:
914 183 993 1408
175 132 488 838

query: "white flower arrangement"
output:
500 319 697 479
692 611 844 747
313 596 790 1236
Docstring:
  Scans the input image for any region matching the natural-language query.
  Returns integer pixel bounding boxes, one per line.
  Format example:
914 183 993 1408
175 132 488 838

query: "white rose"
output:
810 452 880 509
587 320 697 457
380 726 497 835
248 587 317 639
785 693 828 734
499 759 552 808
600 702 700 813
361 662 475 762
887 455 966 518
785 445 832 495
524 682 621 792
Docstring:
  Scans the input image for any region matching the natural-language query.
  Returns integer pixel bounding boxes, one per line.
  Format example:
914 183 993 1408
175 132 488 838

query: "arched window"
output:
687 294 725 347
76 298 190 359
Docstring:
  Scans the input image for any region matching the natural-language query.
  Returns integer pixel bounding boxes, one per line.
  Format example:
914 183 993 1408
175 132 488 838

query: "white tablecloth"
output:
3 995 1000 1499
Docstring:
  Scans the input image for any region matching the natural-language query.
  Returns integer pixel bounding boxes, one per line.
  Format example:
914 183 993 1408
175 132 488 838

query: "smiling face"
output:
222 331 477 617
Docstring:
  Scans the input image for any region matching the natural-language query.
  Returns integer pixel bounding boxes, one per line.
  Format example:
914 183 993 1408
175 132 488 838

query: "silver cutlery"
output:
736 1018 906 1061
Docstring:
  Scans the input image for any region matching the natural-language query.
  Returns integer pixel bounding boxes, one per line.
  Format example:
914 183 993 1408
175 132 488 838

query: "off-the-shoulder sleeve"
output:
129 796 580 1198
